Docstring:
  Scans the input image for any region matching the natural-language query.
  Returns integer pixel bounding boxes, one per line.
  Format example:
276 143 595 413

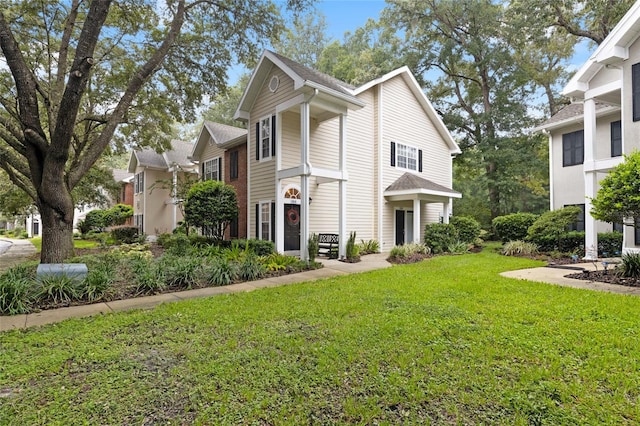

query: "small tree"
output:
527 206 582 251
591 151 640 225
183 181 238 243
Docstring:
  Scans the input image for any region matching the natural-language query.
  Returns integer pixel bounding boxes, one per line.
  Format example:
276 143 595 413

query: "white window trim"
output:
259 115 272 162
203 157 222 181
259 200 271 241
395 142 418 171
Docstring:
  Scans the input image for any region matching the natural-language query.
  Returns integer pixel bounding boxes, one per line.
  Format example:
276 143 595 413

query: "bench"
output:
318 233 339 259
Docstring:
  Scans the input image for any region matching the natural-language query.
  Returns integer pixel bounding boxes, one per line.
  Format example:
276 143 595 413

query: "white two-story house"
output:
536 1 640 257
234 50 461 260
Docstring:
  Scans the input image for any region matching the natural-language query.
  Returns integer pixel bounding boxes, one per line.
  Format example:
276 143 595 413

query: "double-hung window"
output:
397 143 417 170
260 202 271 241
261 117 271 160
230 150 238 180
562 130 584 167
203 158 220 181
134 172 144 194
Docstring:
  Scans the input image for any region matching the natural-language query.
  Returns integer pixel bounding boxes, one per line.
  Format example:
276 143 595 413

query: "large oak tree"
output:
0 0 307 263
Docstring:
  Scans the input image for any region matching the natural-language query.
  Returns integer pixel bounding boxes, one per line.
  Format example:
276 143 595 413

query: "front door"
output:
395 209 414 246
284 204 301 251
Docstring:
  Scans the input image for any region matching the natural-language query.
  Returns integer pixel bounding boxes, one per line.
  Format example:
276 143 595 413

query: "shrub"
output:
134 263 165 294
159 255 202 289
0 266 35 315
203 257 239 286
308 233 319 262
81 263 115 302
527 207 582 251
110 226 139 244
165 233 191 256
502 240 539 256
450 216 481 244
389 243 430 260
37 275 82 305
157 233 173 248
358 239 380 254
83 209 110 232
447 241 470 254
346 231 359 261
618 252 640 279
238 254 266 281
184 180 239 242
492 213 539 242
423 223 458 254
261 253 298 272
247 239 275 256
598 232 623 257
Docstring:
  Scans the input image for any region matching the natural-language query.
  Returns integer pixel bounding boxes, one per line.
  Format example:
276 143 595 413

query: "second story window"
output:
203 158 220 181
562 130 584 167
134 172 144 194
391 142 422 172
633 63 640 122
611 120 622 157
261 117 271 160
230 150 238 180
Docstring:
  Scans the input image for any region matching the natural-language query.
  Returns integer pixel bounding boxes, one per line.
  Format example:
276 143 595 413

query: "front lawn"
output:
2 249 640 424
29 237 100 252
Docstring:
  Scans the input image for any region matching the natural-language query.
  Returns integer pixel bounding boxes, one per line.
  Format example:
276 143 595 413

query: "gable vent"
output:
269 75 279 93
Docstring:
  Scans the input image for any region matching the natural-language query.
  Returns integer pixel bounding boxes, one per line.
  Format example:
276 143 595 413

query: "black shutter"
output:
418 150 423 172
255 203 259 239
390 142 396 167
255 122 260 160
201 162 204 180
633 63 640 122
270 202 276 243
271 115 276 156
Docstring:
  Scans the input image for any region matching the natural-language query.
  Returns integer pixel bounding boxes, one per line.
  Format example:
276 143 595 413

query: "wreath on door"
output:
286 207 300 226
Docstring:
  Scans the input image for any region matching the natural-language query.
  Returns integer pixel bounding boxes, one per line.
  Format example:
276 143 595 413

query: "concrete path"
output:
501 261 640 296
0 253 392 332
0 238 37 270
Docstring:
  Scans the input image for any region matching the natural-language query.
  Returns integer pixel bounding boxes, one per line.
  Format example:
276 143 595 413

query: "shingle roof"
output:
385 172 460 196
268 50 355 95
135 140 193 170
204 121 247 145
135 148 167 169
112 169 132 183
536 101 619 130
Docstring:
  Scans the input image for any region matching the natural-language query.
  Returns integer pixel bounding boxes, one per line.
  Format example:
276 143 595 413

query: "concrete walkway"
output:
0 253 392 332
501 261 640 296
0 238 37 270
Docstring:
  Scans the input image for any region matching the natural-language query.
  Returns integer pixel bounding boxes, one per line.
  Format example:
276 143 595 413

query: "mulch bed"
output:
565 270 640 287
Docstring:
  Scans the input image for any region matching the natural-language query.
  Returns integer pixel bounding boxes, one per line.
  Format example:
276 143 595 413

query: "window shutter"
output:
255 122 260 160
418 150 423 172
633 63 640 122
271 115 276 156
390 142 396 167
270 202 276 243
201 162 204 180
255 204 259 239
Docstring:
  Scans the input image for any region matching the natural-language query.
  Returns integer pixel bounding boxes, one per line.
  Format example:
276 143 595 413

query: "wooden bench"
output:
318 233 339 259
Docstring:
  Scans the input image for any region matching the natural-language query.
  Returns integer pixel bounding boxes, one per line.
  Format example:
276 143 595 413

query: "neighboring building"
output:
233 50 461 259
535 1 640 257
112 169 134 226
127 140 197 236
189 121 248 239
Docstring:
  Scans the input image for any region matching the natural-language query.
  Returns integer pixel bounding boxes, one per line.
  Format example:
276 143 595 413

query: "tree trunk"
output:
38 197 74 264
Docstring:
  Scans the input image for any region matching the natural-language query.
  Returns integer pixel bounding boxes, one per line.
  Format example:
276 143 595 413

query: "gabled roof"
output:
384 172 461 199
564 1 640 97
234 50 364 120
127 140 194 173
190 121 247 160
112 169 132 183
533 101 621 132
355 67 461 155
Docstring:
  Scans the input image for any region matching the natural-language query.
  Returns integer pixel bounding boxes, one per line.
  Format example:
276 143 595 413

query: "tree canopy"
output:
0 0 309 262
591 151 640 225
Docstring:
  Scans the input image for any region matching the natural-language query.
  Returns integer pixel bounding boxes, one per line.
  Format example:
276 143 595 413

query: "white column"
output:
172 169 178 230
377 84 384 246
339 113 347 259
442 199 451 224
583 98 598 259
300 102 310 261
275 112 284 253
412 198 421 244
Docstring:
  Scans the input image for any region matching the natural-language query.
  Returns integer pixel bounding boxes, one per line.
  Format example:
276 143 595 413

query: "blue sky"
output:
317 0 386 41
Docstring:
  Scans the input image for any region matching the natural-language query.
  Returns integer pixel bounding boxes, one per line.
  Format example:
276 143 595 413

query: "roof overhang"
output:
533 104 621 133
384 188 462 202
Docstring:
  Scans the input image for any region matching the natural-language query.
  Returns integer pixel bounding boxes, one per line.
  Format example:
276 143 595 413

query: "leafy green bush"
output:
308 233 319 262
450 216 481 244
389 243 430 260
159 255 201 289
37 275 81 305
0 266 35 315
203 257 238 286
447 241 470 254
110 226 140 244
184 180 239 242
423 223 458 254
618 252 640 279
238 254 266 281
502 240 539 256
492 213 539 243
346 231 359 261
527 207 582 251
81 263 115 302
260 253 298 272
134 263 165 294
165 233 191 256
598 232 623 256
358 239 379 254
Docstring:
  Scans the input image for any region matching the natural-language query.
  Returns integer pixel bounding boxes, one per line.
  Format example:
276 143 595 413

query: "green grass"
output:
2 248 640 424
29 237 99 253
